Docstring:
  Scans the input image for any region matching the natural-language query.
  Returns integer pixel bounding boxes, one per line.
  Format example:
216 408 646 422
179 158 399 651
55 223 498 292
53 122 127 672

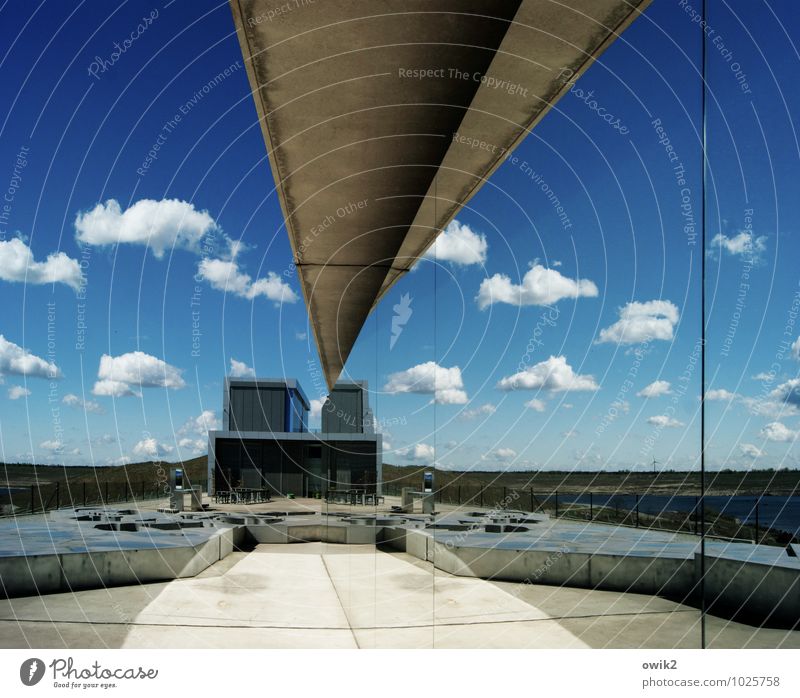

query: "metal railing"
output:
380 483 799 547
0 479 209 517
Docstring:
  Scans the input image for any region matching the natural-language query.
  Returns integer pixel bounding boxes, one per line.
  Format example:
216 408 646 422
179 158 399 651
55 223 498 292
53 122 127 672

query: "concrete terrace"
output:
0 496 799 649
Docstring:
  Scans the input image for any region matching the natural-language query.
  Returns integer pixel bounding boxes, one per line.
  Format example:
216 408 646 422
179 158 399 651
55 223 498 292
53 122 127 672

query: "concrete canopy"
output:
230 0 650 389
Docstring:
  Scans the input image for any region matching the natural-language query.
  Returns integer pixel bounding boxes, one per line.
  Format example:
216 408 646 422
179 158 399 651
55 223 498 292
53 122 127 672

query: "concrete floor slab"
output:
3 542 799 649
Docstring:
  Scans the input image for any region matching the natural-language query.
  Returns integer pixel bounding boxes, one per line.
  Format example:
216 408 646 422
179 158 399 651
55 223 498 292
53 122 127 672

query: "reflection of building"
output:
208 377 381 497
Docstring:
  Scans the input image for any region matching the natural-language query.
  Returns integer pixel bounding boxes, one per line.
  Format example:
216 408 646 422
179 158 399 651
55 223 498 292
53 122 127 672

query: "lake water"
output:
562 494 800 538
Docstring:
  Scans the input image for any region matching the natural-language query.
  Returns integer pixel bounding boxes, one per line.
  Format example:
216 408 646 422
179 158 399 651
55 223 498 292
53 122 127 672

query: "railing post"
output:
694 495 698 535
635 493 640 528
755 499 760 544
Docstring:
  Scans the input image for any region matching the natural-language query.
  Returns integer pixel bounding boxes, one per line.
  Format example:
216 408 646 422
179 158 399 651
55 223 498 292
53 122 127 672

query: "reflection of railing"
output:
0 479 209 518
213 488 271 505
325 488 384 506
380 483 799 547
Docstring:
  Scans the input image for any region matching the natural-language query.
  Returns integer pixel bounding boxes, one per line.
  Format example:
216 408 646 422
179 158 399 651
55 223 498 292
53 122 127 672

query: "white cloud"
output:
8 385 30 400
561 429 579 438
424 220 487 265
769 378 800 410
647 415 685 428
384 361 468 404
0 335 60 379
598 300 679 345
459 403 496 420
740 396 788 418
0 238 82 291
296 331 307 341
485 447 516 461
229 357 255 378
709 231 766 260
525 398 546 412
310 398 324 420
752 372 775 382
739 443 764 458
179 410 219 437
497 355 598 392
477 263 597 310
92 351 185 397
705 389 737 401
760 422 798 443
792 336 800 361
404 443 434 462
62 393 104 414
75 198 218 258
197 258 298 304
637 380 672 398
39 439 63 453
178 437 206 453
132 438 174 459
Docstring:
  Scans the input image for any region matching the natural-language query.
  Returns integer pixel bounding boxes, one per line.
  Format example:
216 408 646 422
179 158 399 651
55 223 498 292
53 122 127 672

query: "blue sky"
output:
0 0 798 472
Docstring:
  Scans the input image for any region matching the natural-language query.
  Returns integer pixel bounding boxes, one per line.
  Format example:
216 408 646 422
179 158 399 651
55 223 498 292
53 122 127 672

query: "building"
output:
208 377 382 497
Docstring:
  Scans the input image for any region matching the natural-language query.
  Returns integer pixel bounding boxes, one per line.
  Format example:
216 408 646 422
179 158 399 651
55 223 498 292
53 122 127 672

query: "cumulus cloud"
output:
477 263 597 310
132 438 174 459
62 393 104 414
705 389 738 401
792 336 800 361
178 437 206 453
197 258 298 304
459 403 496 420
0 238 82 291
709 231 766 260
229 357 255 378
496 355 598 392
39 439 64 453
484 447 516 461
0 335 61 379
310 398 324 420
384 361 468 404
597 300 679 345
8 385 31 400
637 380 672 398
75 198 218 258
403 443 434 462
525 398 546 412
770 378 800 409
739 443 764 458
424 220 487 265
647 415 685 428
179 410 220 437
760 422 798 443
92 351 185 397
